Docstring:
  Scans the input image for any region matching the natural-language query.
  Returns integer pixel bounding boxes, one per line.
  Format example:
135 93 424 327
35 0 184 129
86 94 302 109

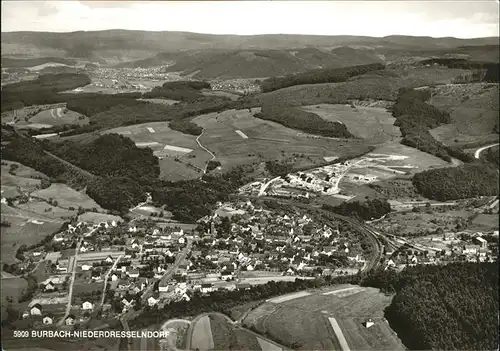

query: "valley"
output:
1 22 499 351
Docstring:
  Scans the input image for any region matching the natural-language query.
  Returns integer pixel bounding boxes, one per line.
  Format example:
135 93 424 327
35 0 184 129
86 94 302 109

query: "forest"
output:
322 198 391 221
1 73 91 112
361 263 498 350
151 165 254 221
484 146 499 166
265 160 295 177
143 80 211 101
391 88 473 163
169 119 203 136
255 103 353 138
260 63 385 92
412 162 499 200
43 134 160 181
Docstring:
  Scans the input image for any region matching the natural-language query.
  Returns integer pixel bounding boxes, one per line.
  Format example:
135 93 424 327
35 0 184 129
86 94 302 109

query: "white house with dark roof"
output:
42 315 53 325
82 301 94 311
65 315 75 325
30 304 42 316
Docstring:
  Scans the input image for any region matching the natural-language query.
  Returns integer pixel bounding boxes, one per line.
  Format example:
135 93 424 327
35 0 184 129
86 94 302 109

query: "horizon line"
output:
1 29 499 40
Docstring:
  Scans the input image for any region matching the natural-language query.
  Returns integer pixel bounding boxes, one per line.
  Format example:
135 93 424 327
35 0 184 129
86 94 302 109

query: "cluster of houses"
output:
210 79 260 94
384 231 498 270
16 197 496 330
193 201 368 277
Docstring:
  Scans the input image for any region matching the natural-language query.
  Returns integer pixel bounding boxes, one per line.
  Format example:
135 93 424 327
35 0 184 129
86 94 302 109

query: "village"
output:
380 229 499 271
12 199 371 330
10 197 499 331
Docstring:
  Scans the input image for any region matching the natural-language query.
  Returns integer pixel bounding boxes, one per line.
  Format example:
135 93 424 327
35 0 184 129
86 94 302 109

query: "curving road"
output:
196 131 216 174
474 143 499 159
258 176 281 196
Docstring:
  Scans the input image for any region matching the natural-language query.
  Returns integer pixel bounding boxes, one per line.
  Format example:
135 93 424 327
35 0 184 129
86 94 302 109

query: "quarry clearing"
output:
192 107 372 172
301 104 401 144
243 285 405 351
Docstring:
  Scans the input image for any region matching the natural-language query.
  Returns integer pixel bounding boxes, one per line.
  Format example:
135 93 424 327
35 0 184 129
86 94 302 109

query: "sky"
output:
1 1 499 38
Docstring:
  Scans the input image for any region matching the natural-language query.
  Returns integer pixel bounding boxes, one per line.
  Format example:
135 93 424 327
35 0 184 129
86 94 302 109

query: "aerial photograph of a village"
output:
1 1 499 351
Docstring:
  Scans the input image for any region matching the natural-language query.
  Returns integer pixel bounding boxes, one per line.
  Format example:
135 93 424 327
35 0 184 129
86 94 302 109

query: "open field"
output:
1 277 28 320
208 314 262 351
73 280 104 295
18 200 77 220
191 315 215 351
78 212 123 224
1 204 64 264
31 183 102 210
137 98 179 105
267 291 312 304
429 83 499 147
201 90 241 101
1 173 42 193
243 285 405 351
471 214 499 230
193 108 372 171
1 160 49 180
0 164 80 265
103 121 211 180
301 104 401 143
1 103 65 125
368 141 449 173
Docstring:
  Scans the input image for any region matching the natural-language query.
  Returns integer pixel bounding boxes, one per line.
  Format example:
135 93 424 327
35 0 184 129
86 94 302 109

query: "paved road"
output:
474 143 499 159
141 238 193 304
58 237 83 325
58 226 99 325
258 177 281 196
99 255 122 308
195 131 216 174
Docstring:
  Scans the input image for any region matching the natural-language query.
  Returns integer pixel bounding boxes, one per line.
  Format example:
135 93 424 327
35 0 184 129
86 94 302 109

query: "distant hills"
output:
2 30 499 78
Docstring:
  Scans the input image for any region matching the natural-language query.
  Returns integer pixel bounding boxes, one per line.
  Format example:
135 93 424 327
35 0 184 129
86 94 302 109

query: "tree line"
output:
143 80 211 102
391 88 473 163
322 198 392 221
412 162 499 201
260 63 385 92
254 103 354 138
